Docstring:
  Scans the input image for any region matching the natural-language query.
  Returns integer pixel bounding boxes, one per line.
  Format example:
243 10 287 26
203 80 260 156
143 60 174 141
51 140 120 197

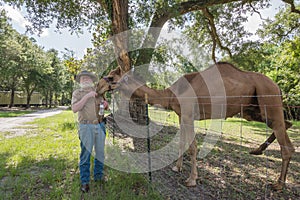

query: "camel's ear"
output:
108 66 120 76
117 66 127 75
110 66 121 75
116 66 121 75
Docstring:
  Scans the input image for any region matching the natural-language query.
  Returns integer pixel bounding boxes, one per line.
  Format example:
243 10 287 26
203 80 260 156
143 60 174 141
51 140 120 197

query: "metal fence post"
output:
145 93 152 182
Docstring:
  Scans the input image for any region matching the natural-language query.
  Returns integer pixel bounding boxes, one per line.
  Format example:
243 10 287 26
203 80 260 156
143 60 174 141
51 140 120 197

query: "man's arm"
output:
72 91 97 113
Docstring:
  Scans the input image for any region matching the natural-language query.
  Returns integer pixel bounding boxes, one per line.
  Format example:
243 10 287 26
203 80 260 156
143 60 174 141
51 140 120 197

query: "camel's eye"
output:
108 77 114 82
104 76 114 83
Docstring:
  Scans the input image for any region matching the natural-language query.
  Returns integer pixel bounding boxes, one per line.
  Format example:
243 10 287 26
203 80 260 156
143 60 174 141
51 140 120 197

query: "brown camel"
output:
96 62 295 190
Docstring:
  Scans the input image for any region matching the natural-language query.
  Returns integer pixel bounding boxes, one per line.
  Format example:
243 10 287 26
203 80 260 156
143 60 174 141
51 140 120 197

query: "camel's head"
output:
96 67 123 95
96 66 147 97
114 72 147 96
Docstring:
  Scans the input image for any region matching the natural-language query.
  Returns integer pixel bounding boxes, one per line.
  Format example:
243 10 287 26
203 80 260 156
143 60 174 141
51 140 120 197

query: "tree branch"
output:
151 0 242 28
282 0 300 14
249 2 265 20
276 26 298 38
136 0 240 67
201 7 232 61
203 17 217 63
96 0 109 14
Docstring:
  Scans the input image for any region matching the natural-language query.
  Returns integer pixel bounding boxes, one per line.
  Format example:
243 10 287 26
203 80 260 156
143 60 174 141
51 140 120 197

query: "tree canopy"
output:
0 0 299 118
0 10 72 107
2 0 299 71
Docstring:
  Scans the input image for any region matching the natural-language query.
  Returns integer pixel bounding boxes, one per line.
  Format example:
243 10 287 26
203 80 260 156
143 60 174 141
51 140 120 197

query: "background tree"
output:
0 11 24 107
17 36 52 108
1 0 299 116
230 5 300 119
38 49 65 107
62 49 82 105
2 0 299 71
1 10 64 107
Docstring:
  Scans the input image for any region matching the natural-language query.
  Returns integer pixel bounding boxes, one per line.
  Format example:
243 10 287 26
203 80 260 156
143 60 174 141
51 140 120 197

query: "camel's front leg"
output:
172 156 183 172
182 117 198 187
185 139 198 187
172 127 185 172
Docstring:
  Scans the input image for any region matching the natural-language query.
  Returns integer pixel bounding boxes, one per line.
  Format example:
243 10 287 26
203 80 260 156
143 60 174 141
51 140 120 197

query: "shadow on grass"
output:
150 137 300 200
0 146 162 200
0 153 81 199
109 119 300 200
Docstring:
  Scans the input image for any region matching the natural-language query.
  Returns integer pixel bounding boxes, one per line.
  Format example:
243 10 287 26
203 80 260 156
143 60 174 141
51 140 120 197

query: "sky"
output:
1 4 93 59
1 0 288 59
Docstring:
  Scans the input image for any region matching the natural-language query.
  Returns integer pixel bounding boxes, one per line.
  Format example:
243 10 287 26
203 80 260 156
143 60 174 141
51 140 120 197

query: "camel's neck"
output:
134 85 173 109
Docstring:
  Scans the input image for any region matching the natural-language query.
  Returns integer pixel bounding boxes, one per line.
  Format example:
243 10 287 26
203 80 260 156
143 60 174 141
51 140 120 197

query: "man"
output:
71 70 108 193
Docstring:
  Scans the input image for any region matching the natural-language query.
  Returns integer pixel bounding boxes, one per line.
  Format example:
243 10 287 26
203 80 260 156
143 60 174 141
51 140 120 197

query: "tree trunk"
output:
26 93 31 109
26 88 35 109
45 90 49 108
9 88 15 108
49 90 53 108
129 95 147 125
55 93 58 106
111 0 131 72
110 0 147 124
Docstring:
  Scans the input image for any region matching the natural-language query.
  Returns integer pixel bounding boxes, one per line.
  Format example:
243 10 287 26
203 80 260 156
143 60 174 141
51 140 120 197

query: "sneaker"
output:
80 184 89 193
95 175 108 183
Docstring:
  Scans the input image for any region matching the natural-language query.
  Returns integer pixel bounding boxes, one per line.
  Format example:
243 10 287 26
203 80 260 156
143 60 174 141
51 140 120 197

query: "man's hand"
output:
86 91 97 99
72 91 97 113
103 100 109 110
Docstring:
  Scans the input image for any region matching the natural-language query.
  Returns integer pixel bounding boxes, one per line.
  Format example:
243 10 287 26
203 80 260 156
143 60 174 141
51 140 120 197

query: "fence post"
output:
145 93 152 182
112 92 115 144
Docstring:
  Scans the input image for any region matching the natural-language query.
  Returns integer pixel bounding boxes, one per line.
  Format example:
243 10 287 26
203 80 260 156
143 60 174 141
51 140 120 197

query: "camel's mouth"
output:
103 75 132 93
102 76 119 91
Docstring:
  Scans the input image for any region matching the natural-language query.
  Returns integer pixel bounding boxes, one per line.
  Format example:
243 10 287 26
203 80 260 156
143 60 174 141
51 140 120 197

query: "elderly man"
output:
71 70 108 193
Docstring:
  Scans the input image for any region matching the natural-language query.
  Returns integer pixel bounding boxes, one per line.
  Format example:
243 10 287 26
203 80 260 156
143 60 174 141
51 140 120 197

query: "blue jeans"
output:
79 122 106 185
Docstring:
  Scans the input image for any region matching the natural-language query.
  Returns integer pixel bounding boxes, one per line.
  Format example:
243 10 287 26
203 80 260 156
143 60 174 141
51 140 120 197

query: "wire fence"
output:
105 94 300 199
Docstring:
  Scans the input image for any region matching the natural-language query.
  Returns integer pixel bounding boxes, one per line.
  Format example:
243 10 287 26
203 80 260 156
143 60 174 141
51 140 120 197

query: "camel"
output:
96 62 295 191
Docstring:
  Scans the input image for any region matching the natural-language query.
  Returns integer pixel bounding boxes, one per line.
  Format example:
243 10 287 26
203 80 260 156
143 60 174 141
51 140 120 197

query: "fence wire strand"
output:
106 95 299 199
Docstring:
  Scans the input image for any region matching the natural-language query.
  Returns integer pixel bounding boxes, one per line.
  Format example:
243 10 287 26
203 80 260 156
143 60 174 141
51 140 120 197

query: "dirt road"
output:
0 107 67 137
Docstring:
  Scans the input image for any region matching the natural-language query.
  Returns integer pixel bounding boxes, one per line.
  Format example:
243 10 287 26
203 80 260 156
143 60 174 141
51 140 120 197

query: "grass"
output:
146 107 300 199
0 110 162 200
1 108 299 199
0 110 34 117
149 107 300 143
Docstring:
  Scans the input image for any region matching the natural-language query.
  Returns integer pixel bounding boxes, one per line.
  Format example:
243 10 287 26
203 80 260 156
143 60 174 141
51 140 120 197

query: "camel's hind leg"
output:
242 106 273 155
250 133 276 155
250 120 292 155
270 123 295 190
256 93 295 190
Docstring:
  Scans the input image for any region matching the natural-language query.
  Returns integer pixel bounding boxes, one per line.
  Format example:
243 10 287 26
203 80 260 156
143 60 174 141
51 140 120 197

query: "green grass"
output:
0 110 162 200
147 107 300 199
149 107 299 144
0 110 34 117
1 108 299 199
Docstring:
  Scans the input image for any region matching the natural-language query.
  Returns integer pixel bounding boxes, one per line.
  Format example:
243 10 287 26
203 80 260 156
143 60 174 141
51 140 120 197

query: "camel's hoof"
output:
185 178 197 187
172 166 182 172
271 182 284 191
249 148 263 155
